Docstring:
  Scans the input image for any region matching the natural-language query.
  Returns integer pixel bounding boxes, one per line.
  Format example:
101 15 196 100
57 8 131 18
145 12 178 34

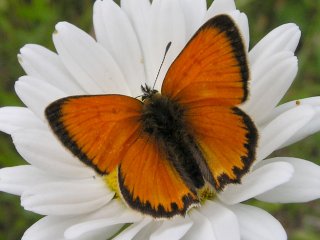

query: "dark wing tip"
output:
204 14 250 103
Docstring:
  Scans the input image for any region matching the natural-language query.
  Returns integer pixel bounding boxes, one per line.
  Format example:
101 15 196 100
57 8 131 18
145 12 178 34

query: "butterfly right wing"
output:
161 15 257 191
161 14 249 107
185 105 257 191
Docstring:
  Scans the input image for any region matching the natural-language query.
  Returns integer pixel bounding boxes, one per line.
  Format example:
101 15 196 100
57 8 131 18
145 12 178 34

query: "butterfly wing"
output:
118 133 199 218
45 95 143 174
45 95 198 217
162 15 257 190
162 14 248 106
185 106 257 190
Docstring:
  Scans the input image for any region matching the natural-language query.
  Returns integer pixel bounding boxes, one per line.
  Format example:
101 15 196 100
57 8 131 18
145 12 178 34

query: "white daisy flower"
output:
1 0 320 239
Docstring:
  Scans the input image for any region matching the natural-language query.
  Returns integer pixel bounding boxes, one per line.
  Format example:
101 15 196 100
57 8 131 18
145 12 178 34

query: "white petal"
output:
22 216 79 240
64 201 142 239
12 129 95 178
227 11 250 50
0 107 45 134
181 210 215 240
243 53 297 123
146 0 187 88
121 0 151 44
179 0 207 40
53 22 130 95
249 23 300 67
113 218 153 240
15 76 67 120
64 201 140 239
121 0 153 93
150 216 192 240
230 204 287 240
0 166 53 196
249 51 295 94
93 0 145 96
22 204 129 240
238 13 249 50
206 0 236 19
263 97 320 148
21 178 112 215
218 162 294 205
282 112 320 148
256 157 320 203
83 199 128 219
67 225 123 240
121 0 151 64
18 44 85 95
133 222 162 240
199 201 240 240
205 0 250 49
257 105 314 161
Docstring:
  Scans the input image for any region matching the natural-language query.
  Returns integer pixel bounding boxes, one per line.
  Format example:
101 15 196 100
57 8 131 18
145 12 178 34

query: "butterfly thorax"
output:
140 86 211 190
141 91 184 137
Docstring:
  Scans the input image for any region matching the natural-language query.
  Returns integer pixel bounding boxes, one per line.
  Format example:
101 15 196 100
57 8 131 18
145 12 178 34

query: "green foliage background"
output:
0 0 319 239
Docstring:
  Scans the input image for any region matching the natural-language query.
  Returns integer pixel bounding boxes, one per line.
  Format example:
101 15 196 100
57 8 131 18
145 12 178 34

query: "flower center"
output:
104 169 121 197
104 169 216 210
198 184 216 204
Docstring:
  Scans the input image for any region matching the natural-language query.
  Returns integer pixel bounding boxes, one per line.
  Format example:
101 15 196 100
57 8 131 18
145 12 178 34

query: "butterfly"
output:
45 14 258 218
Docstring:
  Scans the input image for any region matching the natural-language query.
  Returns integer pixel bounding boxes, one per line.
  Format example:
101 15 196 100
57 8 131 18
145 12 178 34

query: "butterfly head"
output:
141 84 158 101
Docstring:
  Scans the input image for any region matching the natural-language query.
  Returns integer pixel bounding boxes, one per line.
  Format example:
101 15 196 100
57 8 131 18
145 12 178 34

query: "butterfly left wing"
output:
45 95 143 174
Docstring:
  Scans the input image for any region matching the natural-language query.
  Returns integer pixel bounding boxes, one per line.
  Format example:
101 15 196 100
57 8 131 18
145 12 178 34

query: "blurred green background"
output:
0 0 319 239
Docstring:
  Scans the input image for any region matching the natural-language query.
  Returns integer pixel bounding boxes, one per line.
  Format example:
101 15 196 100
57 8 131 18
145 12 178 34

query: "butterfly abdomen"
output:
141 93 213 190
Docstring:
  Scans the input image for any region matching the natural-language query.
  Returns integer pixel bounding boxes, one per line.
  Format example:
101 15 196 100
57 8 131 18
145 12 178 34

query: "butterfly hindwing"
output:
185 105 257 190
118 133 199 218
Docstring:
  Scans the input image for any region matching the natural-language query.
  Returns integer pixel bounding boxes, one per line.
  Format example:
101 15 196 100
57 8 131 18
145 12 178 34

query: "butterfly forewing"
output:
45 95 143 174
162 15 249 106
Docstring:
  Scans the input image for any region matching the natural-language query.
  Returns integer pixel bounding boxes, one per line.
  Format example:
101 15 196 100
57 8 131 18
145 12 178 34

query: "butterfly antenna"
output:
135 94 143 99
152 41 172 90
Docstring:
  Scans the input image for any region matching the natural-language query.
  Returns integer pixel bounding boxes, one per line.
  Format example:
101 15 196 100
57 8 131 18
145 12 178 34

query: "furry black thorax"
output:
140 85 212 190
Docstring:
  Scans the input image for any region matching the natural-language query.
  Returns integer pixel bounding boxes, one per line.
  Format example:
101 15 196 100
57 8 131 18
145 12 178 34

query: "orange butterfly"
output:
45 15 258 218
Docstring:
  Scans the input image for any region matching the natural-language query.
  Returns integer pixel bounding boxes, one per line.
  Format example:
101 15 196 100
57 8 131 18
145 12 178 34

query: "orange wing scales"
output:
162 15 249 106
45 95 143 174
186 106 257 190
118 135 199 218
